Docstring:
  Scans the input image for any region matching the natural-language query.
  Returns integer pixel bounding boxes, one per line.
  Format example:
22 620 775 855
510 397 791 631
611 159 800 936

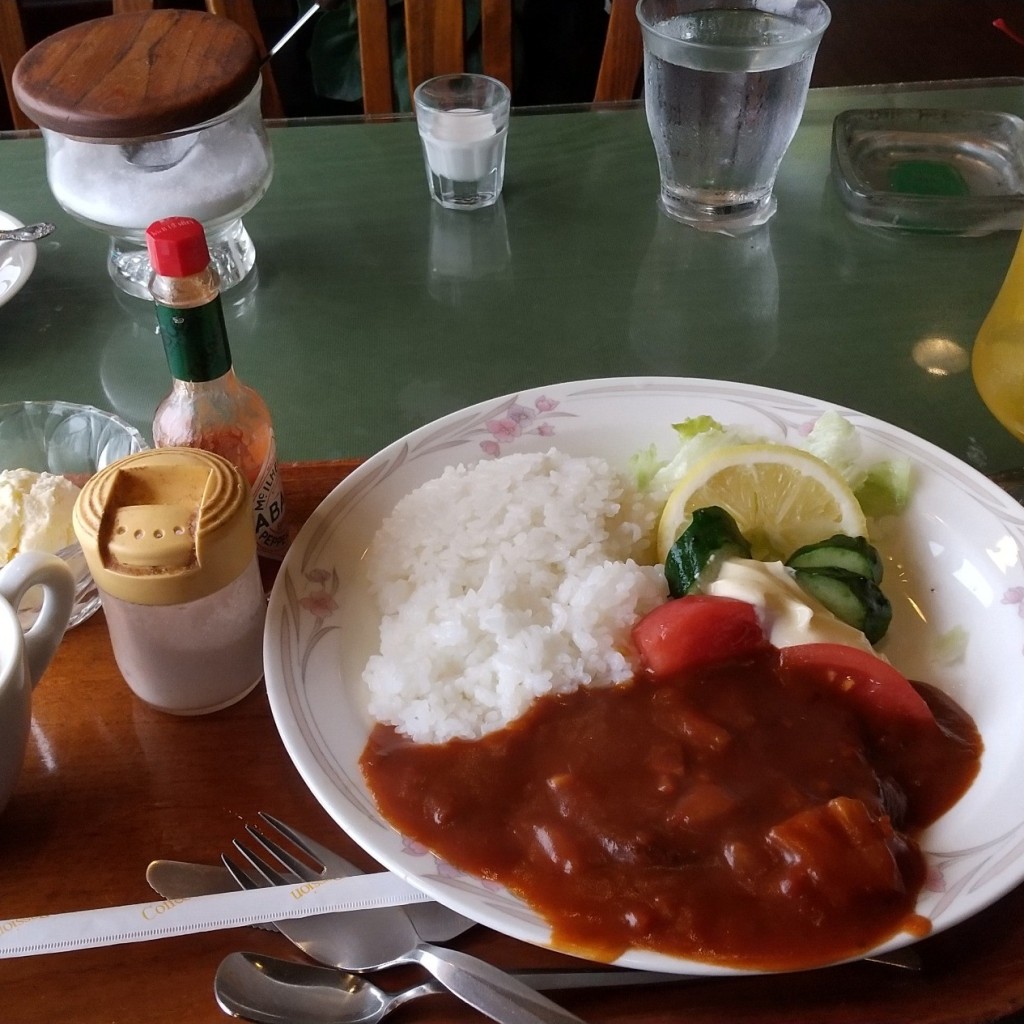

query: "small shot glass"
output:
414 74 511 211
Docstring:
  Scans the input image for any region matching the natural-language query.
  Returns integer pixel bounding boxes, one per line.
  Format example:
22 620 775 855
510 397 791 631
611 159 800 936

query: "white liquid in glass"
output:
420 108 504 182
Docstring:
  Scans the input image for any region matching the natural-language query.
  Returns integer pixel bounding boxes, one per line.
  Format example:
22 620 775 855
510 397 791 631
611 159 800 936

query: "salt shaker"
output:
73 447 266 715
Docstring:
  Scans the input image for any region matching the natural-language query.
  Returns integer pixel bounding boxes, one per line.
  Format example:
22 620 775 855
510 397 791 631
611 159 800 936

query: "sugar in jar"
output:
73 448 266 715
12 9 273 298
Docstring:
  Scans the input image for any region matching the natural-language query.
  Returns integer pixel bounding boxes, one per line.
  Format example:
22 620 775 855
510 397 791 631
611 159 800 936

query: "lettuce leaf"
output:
650 416 759 496
933 625 969 666
803 411 866 490
855 460 913 518
629 443 663 491
639 411 913 519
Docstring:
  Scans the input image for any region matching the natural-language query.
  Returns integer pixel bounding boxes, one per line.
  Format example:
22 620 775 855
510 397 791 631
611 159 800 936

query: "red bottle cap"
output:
145 217 211 277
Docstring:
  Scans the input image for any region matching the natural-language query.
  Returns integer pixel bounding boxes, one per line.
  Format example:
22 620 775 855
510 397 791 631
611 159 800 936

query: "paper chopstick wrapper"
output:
0 871 430 958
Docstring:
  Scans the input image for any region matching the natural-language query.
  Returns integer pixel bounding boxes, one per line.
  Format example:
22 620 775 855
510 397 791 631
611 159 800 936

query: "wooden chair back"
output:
357 0 644 115
0 4 30 130
0 0 283 132
2 1 642 130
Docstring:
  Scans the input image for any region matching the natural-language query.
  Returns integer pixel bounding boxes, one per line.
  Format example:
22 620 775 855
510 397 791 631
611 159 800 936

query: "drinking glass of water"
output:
636 0 831 232
414 74 511 211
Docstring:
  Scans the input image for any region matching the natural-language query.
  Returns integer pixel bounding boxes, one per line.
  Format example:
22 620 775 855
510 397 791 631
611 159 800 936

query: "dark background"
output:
5 0 1024 128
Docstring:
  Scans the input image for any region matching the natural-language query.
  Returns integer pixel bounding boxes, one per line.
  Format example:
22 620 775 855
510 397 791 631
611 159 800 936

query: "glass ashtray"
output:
831 108 1024 235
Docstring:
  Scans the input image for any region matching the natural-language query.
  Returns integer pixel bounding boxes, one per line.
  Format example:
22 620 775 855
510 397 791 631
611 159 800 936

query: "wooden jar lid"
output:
13 10 261 139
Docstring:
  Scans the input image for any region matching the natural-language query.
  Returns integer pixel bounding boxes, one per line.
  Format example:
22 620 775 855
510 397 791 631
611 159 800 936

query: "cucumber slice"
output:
665 505 752 598
785 534 883 583
792 567 892 644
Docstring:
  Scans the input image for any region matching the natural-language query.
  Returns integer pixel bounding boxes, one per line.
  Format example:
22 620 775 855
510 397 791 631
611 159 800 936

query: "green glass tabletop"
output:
2 80 1023 475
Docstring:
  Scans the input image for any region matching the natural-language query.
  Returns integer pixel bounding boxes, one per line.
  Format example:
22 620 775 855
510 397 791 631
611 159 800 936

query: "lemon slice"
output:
656 443 867 563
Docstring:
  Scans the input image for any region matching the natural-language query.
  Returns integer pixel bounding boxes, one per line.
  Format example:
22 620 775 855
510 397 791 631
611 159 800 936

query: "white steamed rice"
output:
362 449 668 744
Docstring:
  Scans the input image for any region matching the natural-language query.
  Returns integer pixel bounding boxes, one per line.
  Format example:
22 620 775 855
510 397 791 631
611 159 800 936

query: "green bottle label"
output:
156 299 233 382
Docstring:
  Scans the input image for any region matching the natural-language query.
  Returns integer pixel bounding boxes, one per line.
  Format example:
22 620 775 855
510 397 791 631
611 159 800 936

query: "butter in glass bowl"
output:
0 401 147 627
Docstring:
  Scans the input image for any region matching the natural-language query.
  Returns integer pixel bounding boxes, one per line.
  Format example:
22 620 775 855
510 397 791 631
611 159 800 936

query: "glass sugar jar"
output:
13 9 274 298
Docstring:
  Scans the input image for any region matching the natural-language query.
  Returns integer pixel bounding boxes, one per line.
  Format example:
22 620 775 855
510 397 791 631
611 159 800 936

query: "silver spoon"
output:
0 222 55 243
214 951 684 1024
224 831 587 1024
261 1 342 66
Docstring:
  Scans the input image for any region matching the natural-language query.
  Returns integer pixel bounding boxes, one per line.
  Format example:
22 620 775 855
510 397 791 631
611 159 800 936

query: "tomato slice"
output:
779 643 935 728
631 595 768 680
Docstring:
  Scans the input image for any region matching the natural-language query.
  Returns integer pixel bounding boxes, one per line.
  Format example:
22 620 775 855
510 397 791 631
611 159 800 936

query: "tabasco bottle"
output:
146 216 287 558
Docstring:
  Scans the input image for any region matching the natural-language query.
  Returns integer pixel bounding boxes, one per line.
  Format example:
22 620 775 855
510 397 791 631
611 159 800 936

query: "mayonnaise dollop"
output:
706 557 875 653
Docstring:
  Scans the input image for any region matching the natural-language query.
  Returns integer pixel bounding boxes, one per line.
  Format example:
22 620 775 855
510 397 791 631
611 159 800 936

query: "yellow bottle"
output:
973 228 1024 443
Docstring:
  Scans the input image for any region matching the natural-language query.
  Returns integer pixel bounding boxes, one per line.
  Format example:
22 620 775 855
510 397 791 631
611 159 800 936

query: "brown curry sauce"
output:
360 648 981 970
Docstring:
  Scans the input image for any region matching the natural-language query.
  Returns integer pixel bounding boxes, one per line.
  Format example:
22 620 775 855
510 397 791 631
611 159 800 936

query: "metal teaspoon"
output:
214 951 683 1024
0 222 55 242
261 1 342 66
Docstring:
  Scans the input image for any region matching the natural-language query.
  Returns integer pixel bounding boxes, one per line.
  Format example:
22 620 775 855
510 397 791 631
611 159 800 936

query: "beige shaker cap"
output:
73 447 256 605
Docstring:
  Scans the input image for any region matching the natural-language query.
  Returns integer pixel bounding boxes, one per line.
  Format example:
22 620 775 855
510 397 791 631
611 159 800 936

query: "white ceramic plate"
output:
265 377 1024 975
0 211 37 309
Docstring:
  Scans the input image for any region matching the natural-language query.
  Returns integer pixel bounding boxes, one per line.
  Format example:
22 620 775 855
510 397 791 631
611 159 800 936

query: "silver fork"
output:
227 813 474 945
223 815 590 1024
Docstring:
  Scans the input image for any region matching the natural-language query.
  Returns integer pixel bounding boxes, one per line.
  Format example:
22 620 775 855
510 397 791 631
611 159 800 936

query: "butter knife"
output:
146 858 474 942
147 860 275 932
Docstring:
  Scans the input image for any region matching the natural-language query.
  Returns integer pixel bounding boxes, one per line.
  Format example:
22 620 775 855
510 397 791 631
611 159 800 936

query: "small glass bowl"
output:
0 401 147 628
831 108 1024 236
